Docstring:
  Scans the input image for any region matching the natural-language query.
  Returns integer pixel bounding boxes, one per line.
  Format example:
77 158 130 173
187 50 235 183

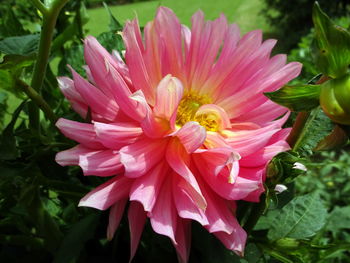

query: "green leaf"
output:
0 34 40 55
97 31 124 53
0 54 36 70
0 100 27 160
326 206 350 232
265 84 321 112
268 192 327 241
312 2 350 78
294 107 334 156
103 2 123 32
0 8 28 38
53 213 100 263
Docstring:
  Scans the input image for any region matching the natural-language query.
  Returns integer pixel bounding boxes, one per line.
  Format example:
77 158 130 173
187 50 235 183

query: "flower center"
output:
176 91 222 131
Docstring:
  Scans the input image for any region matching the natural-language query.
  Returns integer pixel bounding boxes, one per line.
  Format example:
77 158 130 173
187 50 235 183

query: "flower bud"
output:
320 74 350 125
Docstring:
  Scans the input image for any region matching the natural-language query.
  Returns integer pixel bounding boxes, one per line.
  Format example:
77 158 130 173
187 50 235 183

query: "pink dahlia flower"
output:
56 6 301 262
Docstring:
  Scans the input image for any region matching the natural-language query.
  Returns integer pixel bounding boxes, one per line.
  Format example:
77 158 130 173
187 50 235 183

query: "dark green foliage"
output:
262 0 350 51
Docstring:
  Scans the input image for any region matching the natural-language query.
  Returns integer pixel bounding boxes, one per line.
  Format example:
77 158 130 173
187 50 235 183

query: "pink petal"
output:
166 139 207 210
57 77 88 118
219 61 302 119
171 122 206 153
198 181 237 234
123 19 155 104
94 121 142 149
119 137 168 178
79 149 124 177
187 14 228 91
70 66 120 121
78 176 132 210
239 140 290 167
233 100 288 126
224 123 282 157
84 36 145 121
194 153 262 200
154 7 184 78
84 36 130 97
55 145 90 166
128 201 147 261
107 198 128 240
174 218 191 263
149 179 178 244
129 162 168 212
203 29 261 98
193 147 241 183
56 118 103 149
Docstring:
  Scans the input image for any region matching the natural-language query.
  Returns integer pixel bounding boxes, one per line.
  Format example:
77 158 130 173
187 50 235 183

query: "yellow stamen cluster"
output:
194 112 220 132
176 91 220 131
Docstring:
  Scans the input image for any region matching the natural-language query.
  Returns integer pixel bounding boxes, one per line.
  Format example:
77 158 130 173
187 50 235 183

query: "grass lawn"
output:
86 0 269 36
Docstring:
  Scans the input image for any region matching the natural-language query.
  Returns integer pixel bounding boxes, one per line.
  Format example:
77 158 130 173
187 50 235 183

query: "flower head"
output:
56 6 301 262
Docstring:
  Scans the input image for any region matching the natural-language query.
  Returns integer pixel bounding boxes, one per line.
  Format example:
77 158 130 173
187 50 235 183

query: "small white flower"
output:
274 184 288 194
293 162 307 171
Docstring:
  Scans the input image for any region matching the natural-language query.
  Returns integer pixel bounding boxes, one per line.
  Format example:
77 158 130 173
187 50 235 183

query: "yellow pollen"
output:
176 91 221 131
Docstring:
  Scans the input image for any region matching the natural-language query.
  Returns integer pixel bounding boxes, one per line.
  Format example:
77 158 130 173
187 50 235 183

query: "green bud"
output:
320 74 350 125
275 238 300 250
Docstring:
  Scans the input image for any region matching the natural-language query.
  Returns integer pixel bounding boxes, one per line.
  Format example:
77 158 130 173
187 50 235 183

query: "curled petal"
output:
171 122 206 153
153 75 184 128
79 176 132 210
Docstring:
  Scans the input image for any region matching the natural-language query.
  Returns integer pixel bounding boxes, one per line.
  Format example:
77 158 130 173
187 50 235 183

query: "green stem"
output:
29 0 70 131
29 0 48 15
287 112 311 149
243 194 267 234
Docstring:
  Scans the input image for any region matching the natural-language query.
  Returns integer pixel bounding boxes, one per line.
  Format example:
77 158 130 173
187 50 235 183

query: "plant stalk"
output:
28 0 70 131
